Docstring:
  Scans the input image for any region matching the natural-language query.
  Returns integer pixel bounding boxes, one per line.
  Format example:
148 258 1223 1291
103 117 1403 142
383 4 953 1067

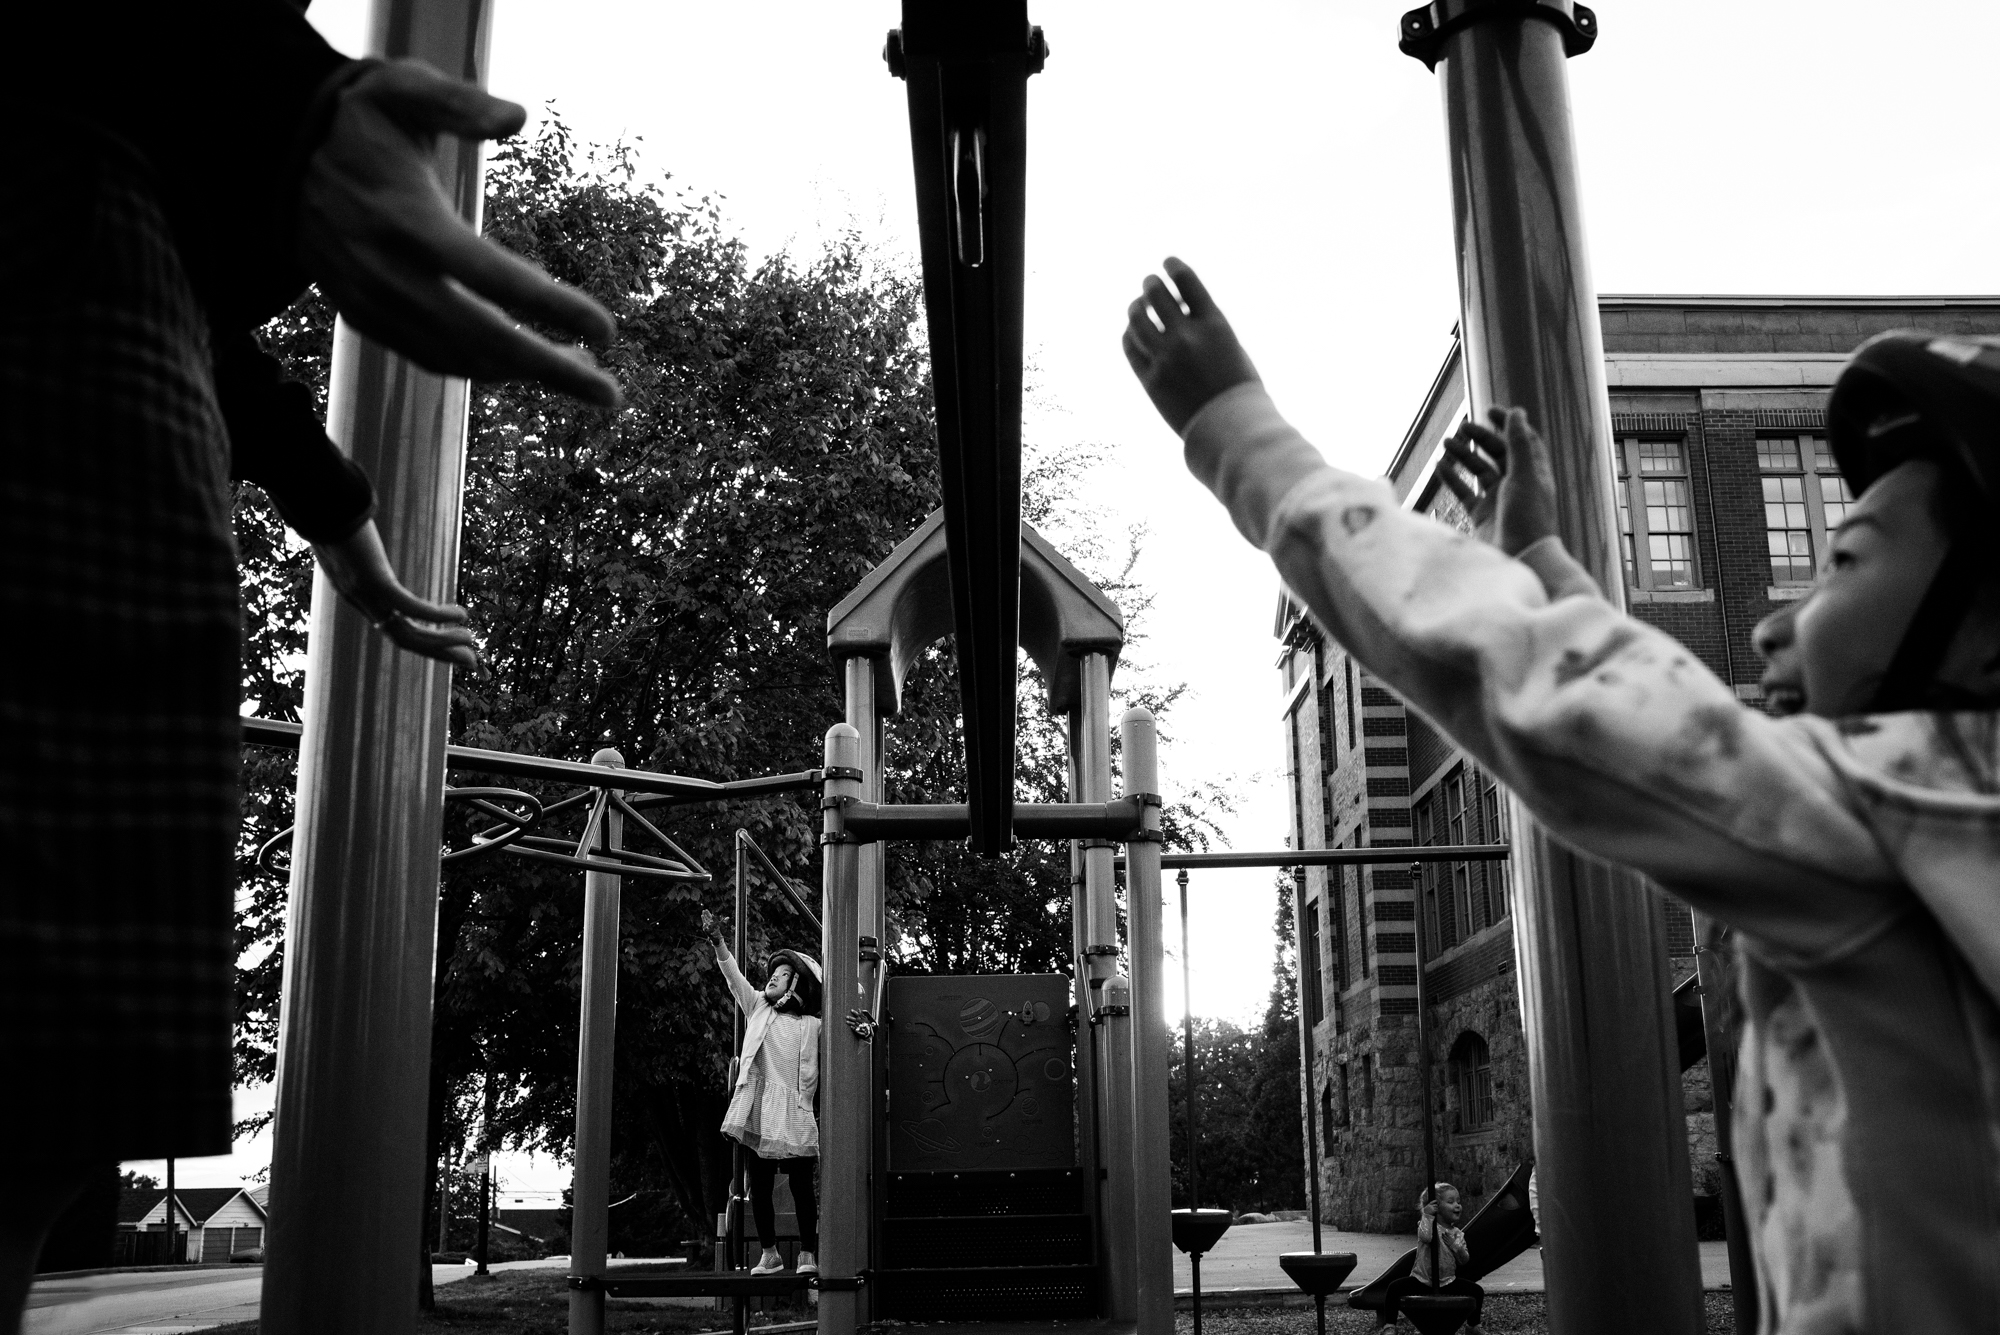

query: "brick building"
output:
1278 295 2000 1231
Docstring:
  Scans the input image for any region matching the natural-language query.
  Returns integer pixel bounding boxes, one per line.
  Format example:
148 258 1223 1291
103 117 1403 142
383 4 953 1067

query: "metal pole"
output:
731 836 749 1332
164 1158 177 1263
1119 708 1172 1335
1289 872 1324 1256
818 726 865 1335
570 754 625 1335
261 2 491 1331
475 1159 490 1275
843 656 884 1319
1411 865 1439 1288
1179 871 1199 1213
1692 911 1757 1334
1078 659 1134 1321
1412 10 1703 1331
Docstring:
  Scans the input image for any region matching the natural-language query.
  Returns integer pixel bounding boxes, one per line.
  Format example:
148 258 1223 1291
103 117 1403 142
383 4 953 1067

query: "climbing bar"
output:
1112 844 1510 871
736 829 823 935
240 716 821 803
839 795 1144 843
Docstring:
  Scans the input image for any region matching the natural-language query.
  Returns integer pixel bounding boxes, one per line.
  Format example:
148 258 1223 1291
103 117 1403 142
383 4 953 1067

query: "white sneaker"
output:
795 1250 818 1275
750 1248 784 1275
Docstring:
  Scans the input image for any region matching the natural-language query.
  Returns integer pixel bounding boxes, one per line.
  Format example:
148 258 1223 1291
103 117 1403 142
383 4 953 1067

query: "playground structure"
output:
239 2 1724 1335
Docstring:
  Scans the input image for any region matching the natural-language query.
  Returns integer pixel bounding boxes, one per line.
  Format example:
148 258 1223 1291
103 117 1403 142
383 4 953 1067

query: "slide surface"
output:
1346 1160 1538 1310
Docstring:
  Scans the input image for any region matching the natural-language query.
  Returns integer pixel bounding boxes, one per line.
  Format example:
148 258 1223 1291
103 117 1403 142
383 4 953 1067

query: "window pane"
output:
1617 483 1637 585
1810 435 1838 472
1762 475 1813 582
1637 439 1684 474
1758 436 1802 471
1642 478 1695 588
1821 474 1855 531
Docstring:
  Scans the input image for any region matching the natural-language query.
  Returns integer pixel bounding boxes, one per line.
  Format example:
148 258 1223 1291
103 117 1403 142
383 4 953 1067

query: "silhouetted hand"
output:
1436 407 1560 557
1121 257 1260 434
298 60 621 407
314 520 477 669
846 1009 877 1042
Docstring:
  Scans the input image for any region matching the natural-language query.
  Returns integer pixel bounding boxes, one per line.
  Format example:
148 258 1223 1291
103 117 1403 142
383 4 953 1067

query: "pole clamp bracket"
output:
1084 944 1121 958
1124 829 1166 845
1398 0 1597 70
859 934 881 964
566 1275 605 1292
1078 838 1120 852
822 765 865 784
812 1272 868 1292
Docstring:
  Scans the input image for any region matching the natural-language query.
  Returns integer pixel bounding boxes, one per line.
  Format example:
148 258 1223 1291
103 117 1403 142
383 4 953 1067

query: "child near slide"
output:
1376 1184 1485 1334
702 910 822 1276
1123 258 2000 1333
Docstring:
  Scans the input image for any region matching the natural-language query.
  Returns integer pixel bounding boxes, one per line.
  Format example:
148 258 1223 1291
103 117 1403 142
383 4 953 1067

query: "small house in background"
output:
118 1186 267 1264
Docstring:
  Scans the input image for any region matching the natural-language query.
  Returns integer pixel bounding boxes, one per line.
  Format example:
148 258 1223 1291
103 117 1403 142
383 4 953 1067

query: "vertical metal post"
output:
818 726 865 1335
1119 708 1172 1335
1692 911 1757 1334
1179 873 1200 1213
1411 864 1439 1287
570 755 625 1335
842 657 883 1322
262 3 491 1331
164 1158 177 1263
730 835 749 1333
1077 657 1133 1320
475 1159 490 1276
1288 871 1324 1256
1412 10 1703 1331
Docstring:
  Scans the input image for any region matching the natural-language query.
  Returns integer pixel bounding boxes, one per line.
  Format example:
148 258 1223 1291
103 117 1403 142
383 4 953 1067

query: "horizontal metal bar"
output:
841 796 1144 843
241 716 820 803
1114 844 1512 871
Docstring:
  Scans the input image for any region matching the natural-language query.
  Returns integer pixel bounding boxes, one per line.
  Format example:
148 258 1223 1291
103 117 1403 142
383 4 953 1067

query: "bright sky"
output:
131 1 2000 1193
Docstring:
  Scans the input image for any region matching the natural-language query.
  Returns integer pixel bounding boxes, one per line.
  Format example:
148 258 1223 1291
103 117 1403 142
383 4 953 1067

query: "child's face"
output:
1436 1189 1462 1224
1755 459 1962 717
764 963 795 1002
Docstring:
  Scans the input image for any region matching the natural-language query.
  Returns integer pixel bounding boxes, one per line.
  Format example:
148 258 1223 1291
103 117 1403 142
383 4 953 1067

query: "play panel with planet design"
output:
887 974 1075 1171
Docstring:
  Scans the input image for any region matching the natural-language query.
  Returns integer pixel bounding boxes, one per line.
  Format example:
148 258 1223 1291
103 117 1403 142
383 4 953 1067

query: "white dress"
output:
717 948 820 1160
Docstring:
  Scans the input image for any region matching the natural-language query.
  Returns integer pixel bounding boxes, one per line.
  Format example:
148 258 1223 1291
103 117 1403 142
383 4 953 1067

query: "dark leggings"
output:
747 1153 818 1251
1381 1276 1483 1325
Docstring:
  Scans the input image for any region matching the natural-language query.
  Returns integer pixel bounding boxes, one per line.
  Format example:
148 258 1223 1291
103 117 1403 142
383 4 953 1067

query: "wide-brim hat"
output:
765 948 823 1016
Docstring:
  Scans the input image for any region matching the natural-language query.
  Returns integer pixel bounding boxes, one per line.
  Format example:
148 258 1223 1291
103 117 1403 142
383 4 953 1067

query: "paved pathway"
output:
1173 1220 1735 1297
24 1265 472 1335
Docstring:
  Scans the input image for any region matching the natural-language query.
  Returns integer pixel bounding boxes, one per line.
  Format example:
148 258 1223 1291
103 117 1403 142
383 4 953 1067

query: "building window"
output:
1288 713 1306 850
1344 659 1357 750
1445 768 1475 937
1415 799 1446 949
1354 867 1371 979
1616 436 1699 591
1760 432 1852 585
1322 1084 1336 1147
1450 1032 1495 1133
1338 1061 1352 1128
1302 900 1324 1026
1478 771 1510 923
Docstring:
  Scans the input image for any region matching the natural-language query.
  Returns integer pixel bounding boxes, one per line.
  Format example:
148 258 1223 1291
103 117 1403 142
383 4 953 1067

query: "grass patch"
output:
1173 1292 1740 1334
202 1268 812 1335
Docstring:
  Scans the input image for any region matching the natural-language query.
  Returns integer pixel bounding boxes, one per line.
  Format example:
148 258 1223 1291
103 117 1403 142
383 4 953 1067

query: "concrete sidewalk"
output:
1173 1220 1734 1299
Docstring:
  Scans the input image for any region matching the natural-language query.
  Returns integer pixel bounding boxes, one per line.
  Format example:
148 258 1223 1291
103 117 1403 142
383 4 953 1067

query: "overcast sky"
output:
132 1 2000 1194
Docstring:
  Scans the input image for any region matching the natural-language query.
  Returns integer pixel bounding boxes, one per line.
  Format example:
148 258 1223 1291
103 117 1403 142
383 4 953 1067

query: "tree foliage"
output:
234 118 1229 1249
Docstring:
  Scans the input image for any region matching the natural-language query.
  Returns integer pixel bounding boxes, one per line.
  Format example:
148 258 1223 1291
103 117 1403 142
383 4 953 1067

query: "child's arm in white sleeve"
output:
715 945 762 1016
1176 381 1898 956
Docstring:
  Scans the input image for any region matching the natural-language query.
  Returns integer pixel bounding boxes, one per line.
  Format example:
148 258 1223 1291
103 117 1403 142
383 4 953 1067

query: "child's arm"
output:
1124 261 1901 959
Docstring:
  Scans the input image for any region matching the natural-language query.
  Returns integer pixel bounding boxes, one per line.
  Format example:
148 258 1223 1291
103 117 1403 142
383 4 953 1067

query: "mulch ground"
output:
1172 1292 1741 1334
205 1273 1742 1334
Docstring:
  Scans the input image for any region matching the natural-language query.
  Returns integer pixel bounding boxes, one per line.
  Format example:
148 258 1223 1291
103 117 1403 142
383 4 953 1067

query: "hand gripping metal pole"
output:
570 750 626 1335
817 726 866 1335
1118 708 1173 1334
1402 8 1703 1331
260 2 492 1331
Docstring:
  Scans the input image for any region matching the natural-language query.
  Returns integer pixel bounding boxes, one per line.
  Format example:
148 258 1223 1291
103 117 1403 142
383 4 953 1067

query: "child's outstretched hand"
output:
1122 258 1261 434
1436 406 1561 558
846 1008 877 1042
700 910 726 948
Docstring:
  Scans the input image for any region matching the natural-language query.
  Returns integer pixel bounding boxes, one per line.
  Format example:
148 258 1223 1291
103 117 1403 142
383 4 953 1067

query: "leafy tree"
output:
233 117 1227 1254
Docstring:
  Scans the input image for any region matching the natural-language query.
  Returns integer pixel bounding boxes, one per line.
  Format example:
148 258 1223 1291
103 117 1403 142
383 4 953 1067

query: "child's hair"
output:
1426 1182 1458 1203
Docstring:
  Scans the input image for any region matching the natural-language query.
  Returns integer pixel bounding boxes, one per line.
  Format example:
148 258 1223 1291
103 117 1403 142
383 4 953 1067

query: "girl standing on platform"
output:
702 910 821 1276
